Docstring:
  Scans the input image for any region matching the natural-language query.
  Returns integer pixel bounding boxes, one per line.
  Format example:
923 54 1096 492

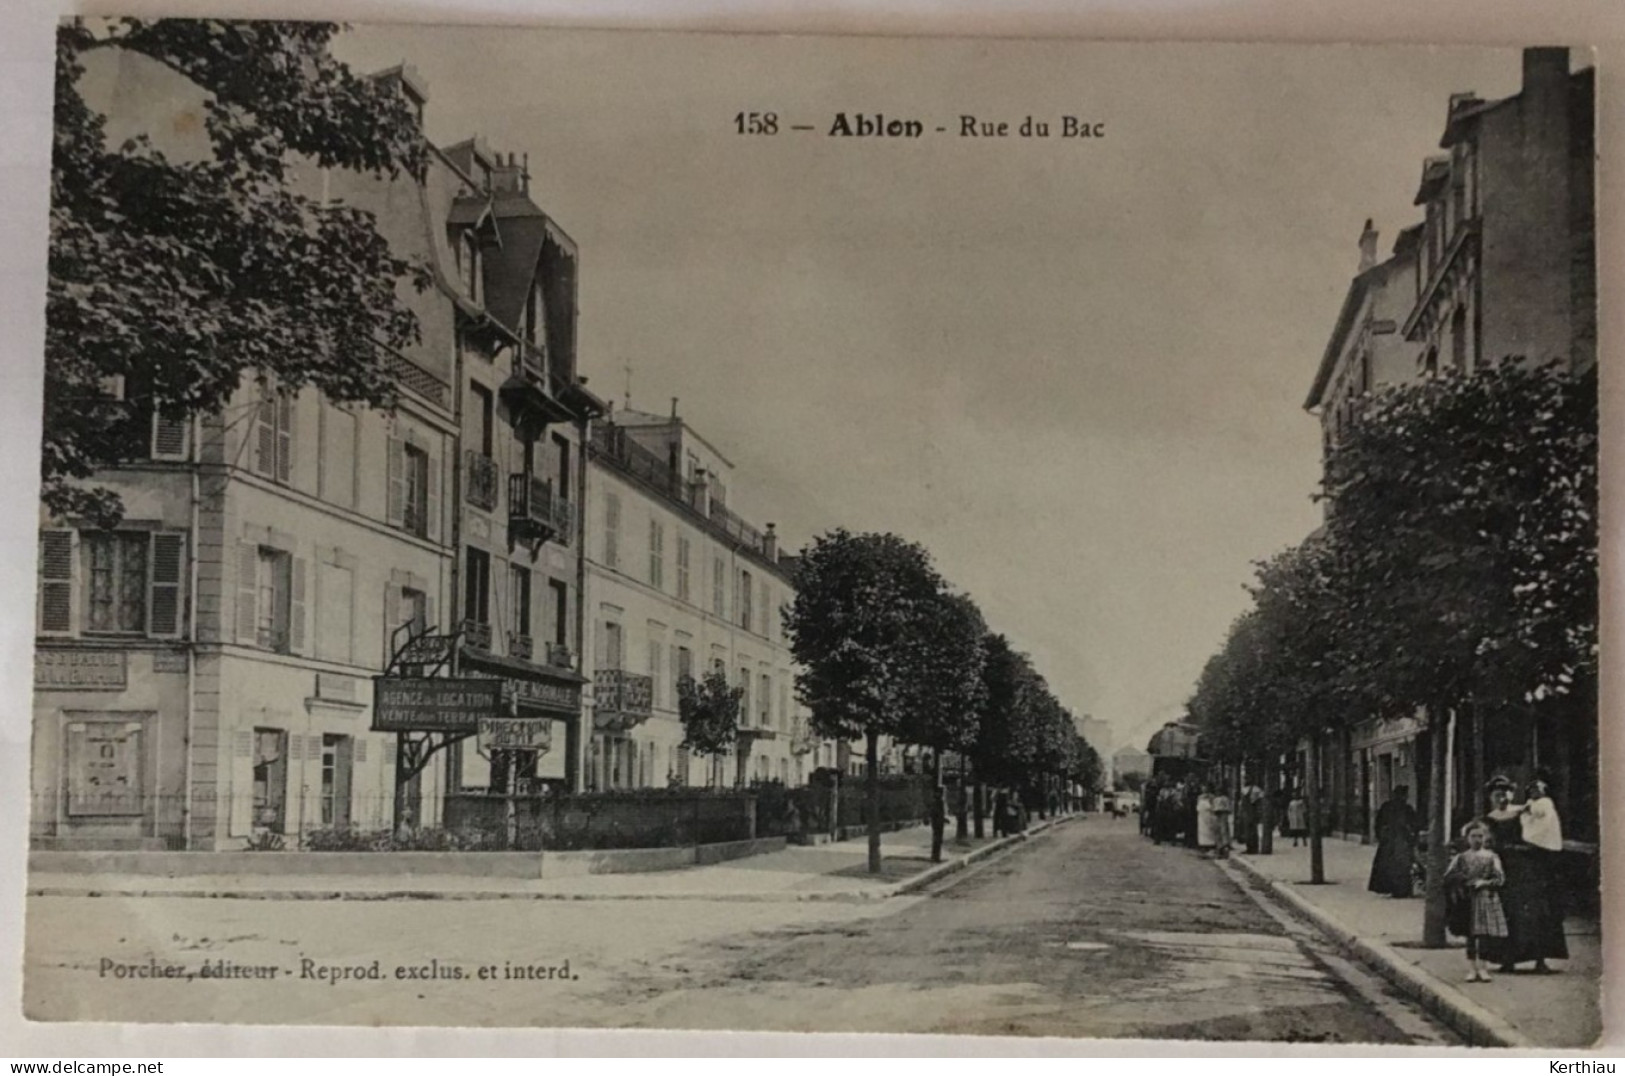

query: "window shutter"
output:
148 533 184 638
289 556 308 653
38 530 73 635
229 730 254 837
383 583 402 666
235 542 259 645
386 427 405 528
152 414 188 460
355 737 369 765
253 393 275 476
425 442 441 542
275 392 294 483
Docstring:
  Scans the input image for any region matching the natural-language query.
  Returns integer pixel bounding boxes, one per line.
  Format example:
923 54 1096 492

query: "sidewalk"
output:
28 815 1075 904
1230 836 1600 1048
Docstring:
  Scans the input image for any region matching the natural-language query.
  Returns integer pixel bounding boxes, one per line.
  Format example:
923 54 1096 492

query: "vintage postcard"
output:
19 20 1601 1047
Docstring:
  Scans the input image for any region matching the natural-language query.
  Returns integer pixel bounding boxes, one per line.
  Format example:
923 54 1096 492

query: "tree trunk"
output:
972 777 986 839
930 751 946 864
1422 710 1451 948
1308 733 1326 884
955 754 969 843
866 730 882 874
1260 755 1275 855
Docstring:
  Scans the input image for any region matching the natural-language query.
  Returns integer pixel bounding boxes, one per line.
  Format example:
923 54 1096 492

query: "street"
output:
24 818 1454 1043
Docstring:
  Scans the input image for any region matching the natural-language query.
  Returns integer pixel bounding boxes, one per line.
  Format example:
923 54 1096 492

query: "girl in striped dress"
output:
1444 821 1509 983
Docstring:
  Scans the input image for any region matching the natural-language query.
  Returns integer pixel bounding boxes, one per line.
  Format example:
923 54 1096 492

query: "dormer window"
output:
458 232 482 306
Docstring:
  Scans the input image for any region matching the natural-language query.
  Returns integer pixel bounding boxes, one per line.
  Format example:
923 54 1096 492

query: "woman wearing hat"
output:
1478 774 1568 973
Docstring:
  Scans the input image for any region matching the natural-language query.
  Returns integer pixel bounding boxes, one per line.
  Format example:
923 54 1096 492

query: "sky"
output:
333 28 1526 754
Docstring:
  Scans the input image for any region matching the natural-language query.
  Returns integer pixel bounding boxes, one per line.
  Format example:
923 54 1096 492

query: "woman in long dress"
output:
1479 774 1568 973
1368 786 1419 897
1196 786 1219 855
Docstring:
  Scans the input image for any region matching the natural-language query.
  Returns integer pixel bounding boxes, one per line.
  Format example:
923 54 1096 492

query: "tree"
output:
48 18 429 526
1069 735 1104 806
786 530 972 873
677 669 744 784
1321 360 1598 944
1116 771 1148 795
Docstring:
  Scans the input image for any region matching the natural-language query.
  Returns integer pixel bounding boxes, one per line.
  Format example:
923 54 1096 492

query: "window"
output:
760 673 772 726
549 579 569 647
648 640 663 709
779 678 790 731
255 548 293 652
252 729 288 833
712 556 726 617
676 645 694 693
458 232 482 305
758 580 770 635
676 536 692 603
739 667 751 719
402 444 430 537
320 734 352 827
739 569 754 630
524 280 545 348
151 412 188 460
510 565 532 638
319 402 358 509
648 520 665 590
252 386 293 482
464 547 491 626
315 560 354 664
471 383 494 458
602 621 624 670
604 493 621 568
387 584 428 663
553 433 572 502
79 531 183 638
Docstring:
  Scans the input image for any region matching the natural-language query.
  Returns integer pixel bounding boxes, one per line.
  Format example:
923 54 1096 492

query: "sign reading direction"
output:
372 677 504 733
477 717 554 754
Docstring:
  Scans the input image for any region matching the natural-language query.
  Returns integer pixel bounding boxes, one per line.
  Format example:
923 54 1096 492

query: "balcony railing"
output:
508 632 533 662
462 619 493 651
465 451 499 512
508 473 560 545
593 669 654 732
544 642 575 670
551 496 575 545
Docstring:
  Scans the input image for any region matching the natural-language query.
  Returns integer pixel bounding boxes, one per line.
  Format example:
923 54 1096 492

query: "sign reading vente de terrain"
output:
371 677 504 733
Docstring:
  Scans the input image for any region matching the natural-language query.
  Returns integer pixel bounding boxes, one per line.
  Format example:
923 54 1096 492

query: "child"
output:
1521 777 1564 852
1287 792 1308 848
1443 821 1508 983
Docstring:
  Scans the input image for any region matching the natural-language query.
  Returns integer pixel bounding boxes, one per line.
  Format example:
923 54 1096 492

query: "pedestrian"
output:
1287 790 1309 848
1195 785 1218 856
1443 820 1509 983
993 788 1009 838
1367 786 1420 898
1237 779 1263 855
1213 786 1233 858
1478 774 1568 974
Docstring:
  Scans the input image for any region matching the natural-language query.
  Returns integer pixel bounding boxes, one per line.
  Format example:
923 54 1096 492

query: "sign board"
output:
390 632 455 672
36 650 128 691
65 720 144 816
371 677 504 733
462 668 582 716
477 717 554 754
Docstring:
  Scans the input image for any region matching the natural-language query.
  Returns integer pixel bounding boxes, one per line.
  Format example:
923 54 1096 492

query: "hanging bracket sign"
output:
372 677 504 733
477 717 554 754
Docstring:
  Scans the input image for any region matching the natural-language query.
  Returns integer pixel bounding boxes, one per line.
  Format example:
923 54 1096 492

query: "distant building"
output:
1112 746 1152 783
1074 714 1115 785
580 407 822 790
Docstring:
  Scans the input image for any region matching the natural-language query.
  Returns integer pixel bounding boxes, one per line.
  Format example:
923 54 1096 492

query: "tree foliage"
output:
47 18 430 525
676 670 744 759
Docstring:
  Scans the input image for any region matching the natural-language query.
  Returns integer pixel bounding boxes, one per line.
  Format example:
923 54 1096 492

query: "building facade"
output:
30 59 598 849
1300 47 1597 844
581 408 820 790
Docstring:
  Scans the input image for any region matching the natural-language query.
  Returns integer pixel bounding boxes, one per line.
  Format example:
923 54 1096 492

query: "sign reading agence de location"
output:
371 677 504 733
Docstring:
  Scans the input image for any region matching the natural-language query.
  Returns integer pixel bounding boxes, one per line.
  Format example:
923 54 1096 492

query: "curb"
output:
26 814 1080 905
1226 853 1534 1049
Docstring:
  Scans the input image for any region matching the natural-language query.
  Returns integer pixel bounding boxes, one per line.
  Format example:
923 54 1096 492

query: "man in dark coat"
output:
1368 786 1420 898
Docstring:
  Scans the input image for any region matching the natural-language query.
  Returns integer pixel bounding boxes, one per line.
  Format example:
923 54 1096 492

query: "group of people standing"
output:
1366 775 1570 983
1138 775 1237 857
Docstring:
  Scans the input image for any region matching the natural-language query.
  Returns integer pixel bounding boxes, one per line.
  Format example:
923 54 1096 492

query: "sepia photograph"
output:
14 17 1603 1049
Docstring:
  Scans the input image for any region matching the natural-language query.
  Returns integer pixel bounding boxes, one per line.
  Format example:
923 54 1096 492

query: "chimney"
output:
491 151 530 195
764 523 778 559
1358 218 1379 271
1522 47 1570 99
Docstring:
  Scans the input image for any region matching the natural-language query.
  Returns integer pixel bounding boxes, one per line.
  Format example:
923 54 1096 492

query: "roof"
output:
609 410 737 470
1412 156 1452 206
1304 260 1386 410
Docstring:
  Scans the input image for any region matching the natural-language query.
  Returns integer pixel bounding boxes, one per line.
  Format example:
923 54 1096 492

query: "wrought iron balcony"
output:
544 642 575 670
465 451 499 512
461 619 493 651
508 473 560 545
500 345 575 427
592 669 654 732
507 632 533 662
